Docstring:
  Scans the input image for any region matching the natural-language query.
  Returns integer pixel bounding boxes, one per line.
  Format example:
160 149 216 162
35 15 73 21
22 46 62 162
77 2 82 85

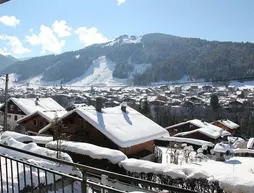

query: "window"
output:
10 104 14 111
14 115 18 121
39 121 43 127
33 120 37 126
8 115 11 118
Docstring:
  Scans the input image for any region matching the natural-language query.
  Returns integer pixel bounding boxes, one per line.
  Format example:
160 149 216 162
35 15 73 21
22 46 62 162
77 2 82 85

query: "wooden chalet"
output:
38 101 169 156
0 97 66 130
211 119 239 135
165 119 226 143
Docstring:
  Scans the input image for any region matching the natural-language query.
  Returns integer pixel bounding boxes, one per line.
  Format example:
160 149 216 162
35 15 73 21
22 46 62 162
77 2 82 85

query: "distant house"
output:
165 119 204 136
211 119 239 136
0 97 66 130
38 102 169 156
202 85 214 92
228 100 244 109
174 127 226 143
165 119 226 143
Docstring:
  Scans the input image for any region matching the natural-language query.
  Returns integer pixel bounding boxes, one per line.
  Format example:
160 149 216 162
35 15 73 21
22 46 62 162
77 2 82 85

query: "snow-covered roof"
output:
232 148 254 154
227 136 245 148
174 124 223 139
8 97 66 115
166 119 222 131
213 143 231 153
0 131 53 144
221 130 232 137
40 105 169 148
46 140 127 164
215 119 239 129
158 136 214 147
0 131 33 142
17 110 67 123
29 136 53 145
247 138 254 149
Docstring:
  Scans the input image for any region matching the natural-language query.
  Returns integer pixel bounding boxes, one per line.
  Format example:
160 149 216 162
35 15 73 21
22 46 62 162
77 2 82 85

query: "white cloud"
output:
0 16 20 27
0 47 11 56
52 20 72 37
26 25 65 54
0 35 31 54
117 0 126 5
75 27 109 46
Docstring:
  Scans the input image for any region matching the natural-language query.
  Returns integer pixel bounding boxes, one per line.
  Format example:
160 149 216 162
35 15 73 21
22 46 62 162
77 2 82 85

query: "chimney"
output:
121 102 127 113
35 97 39 106
96 97 103 112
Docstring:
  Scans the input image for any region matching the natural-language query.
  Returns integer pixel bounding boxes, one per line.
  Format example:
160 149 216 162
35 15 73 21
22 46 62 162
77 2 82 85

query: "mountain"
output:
0 54 18 71
2 33 254 86
18 57 33 61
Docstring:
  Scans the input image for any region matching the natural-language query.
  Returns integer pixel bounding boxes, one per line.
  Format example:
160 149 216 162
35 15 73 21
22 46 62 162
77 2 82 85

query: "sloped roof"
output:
7 97 65 115
216 119 239 129
173 120 224 140
17 110 67 124
39 105 169 148
166 119 223 131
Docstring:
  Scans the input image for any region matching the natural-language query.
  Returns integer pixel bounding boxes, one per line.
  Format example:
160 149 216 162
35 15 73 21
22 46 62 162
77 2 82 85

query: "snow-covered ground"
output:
3 70 254 89
0 132 253 192
46 140 127 164
120 156 254 193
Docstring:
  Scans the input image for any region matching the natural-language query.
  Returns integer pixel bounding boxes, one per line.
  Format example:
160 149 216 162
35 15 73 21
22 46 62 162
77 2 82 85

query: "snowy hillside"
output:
3 56 151 87
66 56 126 86
2 33 254 87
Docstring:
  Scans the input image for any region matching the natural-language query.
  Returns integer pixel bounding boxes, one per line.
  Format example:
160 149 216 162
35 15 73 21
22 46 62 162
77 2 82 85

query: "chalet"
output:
38 102 169 156
165 119 227 143
174 126 226 143
165 119 204 136
211 119 239 135
0 97 66 130
16 110 67 135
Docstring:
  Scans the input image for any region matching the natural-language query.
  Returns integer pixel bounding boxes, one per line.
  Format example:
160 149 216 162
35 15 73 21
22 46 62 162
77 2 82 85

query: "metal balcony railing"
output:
0 143 197 193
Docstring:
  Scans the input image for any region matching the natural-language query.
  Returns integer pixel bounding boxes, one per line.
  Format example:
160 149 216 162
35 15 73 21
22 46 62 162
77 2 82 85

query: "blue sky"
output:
0 0 253 58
